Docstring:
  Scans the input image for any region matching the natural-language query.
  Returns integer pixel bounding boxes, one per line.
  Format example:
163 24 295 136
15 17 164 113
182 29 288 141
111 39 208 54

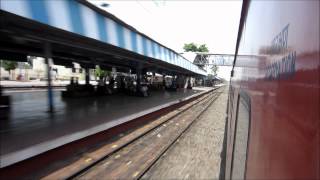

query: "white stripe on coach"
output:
123 27 133 52
81 5 99 40
106 18 118 46
46 0 72 32
1 0 31 19
146 39 152 58
136 34 143 55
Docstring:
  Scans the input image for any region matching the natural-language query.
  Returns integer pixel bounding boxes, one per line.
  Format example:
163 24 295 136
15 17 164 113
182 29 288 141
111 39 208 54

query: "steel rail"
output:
70 87 223 179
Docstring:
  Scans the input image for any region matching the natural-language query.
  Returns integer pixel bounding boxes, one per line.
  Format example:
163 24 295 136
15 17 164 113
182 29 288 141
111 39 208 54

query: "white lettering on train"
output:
265 24 296 80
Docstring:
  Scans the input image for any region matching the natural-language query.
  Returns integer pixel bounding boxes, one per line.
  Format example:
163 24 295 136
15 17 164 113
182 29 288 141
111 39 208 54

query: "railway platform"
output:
0 87 212 168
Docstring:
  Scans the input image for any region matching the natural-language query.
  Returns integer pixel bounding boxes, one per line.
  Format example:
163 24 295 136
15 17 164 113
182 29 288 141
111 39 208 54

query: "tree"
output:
182 43 218 76
183 43 210 69
2 60 18 80
183 43 209 53
183 43 198 52
3 60 17 72
94 66 106 79
198 44 209 52
94 66 111 85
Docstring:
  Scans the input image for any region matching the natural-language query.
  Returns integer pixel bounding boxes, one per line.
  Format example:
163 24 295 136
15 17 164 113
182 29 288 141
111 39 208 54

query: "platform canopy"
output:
0 0 207 76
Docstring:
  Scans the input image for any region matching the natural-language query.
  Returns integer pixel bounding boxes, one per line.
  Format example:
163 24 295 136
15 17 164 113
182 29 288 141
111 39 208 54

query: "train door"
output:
226 90 252 179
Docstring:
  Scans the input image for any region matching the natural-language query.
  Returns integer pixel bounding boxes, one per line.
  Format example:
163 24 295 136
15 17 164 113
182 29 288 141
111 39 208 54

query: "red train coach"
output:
226 0 319 179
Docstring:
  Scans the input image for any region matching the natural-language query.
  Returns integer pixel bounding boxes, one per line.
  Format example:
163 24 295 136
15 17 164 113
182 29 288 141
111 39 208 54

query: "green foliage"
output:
94 66 110 79
183 43 198 52
183 43 209 52
183 43 217 76
198 44 209 52
2 60 18 72
183 43 210 69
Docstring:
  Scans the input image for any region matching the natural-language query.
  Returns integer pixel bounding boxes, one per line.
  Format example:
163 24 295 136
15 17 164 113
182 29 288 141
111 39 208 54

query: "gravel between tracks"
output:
142 87 228 179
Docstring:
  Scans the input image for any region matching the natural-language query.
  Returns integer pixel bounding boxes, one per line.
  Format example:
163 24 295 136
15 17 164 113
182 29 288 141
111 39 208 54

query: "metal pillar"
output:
151 72 155 85
136 68 141 93
0 60 2 97
162 74 166 88
85 67 90 85
187 76 192 89
203 77 206 86
44 42 54 113
176 75 181 89
184 76 188 89
0 60 2 87
111 67 117 89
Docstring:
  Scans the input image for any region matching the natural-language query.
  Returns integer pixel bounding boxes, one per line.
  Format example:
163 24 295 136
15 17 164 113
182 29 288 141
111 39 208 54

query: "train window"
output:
231 92 251 179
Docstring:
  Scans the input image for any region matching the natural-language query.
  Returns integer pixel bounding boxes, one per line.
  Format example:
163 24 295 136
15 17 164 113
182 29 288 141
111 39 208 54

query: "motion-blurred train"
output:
225 0 319 179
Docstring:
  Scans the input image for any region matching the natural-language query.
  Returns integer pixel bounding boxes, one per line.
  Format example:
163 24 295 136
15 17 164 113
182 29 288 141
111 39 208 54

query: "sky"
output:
88 0 242 79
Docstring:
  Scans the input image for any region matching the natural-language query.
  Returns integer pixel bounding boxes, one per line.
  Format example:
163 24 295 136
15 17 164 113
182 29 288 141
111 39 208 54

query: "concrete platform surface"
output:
0 87 211 168
142 87 228 179
1 80 69 88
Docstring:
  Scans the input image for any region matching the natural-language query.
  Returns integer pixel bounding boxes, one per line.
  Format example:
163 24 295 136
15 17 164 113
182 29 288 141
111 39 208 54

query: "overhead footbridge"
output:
0 0 206 76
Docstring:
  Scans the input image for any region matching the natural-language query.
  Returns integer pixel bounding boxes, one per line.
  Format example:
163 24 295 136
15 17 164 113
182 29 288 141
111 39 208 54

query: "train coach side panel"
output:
229 1 319 179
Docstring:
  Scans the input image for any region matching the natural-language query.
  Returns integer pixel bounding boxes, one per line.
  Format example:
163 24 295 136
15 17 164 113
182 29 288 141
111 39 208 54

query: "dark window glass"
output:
231 94 251 179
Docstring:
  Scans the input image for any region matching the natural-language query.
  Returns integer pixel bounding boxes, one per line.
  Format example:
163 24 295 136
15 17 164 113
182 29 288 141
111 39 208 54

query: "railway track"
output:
40 87 223 179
